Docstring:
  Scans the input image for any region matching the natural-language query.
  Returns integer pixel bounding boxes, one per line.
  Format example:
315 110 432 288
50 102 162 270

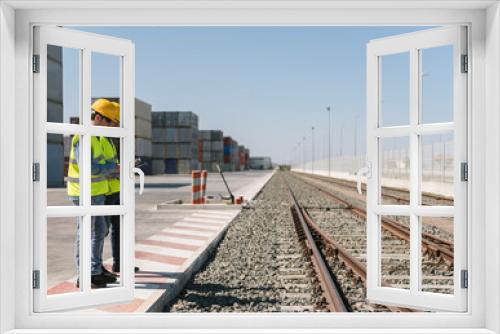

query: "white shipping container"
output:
135 138 152 157
135 98 152 122
177 159 192 174
135 117 152 139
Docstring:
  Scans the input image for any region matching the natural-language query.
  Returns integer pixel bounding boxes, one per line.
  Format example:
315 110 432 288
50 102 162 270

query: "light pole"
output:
326 106 332 177
353 115 359 157
311 126 315 174
302 136 306 171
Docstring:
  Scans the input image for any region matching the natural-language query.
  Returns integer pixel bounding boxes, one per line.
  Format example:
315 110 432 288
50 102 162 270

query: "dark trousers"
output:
105 192 120 265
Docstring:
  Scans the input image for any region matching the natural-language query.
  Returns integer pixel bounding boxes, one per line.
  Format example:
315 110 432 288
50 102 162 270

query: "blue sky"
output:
62 26 453 163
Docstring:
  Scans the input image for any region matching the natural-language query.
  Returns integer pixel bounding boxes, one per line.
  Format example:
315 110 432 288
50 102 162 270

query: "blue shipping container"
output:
165 159 178 174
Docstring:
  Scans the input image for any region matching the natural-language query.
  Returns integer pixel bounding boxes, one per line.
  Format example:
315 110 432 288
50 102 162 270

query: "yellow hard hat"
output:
92 98 120 123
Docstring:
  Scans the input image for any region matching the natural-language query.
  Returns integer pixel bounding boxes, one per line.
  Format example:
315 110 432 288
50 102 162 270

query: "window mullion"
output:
80 48 92 293
409 47 421 293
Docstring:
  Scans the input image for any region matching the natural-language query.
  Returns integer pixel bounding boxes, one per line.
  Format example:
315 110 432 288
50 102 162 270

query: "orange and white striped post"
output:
201 170 208 204
192 170 202 204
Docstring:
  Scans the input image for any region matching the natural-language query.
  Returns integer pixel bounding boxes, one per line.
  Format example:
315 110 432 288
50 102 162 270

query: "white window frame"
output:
365 26 467 312
0 1 498 333
32 26 136 312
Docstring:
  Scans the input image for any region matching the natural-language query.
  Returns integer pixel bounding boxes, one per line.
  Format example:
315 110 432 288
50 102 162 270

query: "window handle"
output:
356 162 371 195
130 163 145 195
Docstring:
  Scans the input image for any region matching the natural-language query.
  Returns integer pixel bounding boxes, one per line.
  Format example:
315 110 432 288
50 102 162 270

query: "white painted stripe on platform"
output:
166 228 213 237
193 210 237 217
181 217 228 224
148 234 206 246
135 243 195 258
177 219 229 228
174 222 221 231
191 213 236 220
134 258 182 273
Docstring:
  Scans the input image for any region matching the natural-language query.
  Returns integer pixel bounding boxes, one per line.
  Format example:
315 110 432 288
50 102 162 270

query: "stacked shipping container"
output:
221 137 252 171
135 99 153 175
231 140 240 171
223 137 234 172
198 130 224 172
238 145 246 171
244 148 250 170
152 111 199 174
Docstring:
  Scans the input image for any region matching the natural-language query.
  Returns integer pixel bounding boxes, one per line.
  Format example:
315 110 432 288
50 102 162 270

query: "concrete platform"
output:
46 169 275 313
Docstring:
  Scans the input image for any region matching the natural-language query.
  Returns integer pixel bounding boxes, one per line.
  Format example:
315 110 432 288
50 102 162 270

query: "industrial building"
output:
249 156 273 170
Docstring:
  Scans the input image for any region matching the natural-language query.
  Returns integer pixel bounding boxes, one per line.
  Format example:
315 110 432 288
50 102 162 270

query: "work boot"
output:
112 262 140 273
102 265 118 278
75 274 116 289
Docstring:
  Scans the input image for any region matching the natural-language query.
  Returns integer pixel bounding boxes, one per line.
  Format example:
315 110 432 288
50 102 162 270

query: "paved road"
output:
45 170 273 288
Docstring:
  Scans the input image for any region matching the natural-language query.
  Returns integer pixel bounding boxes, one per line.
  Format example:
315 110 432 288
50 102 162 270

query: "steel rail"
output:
298 171 454 204
287 184 350 312
294 173 454 264
300 207 414 313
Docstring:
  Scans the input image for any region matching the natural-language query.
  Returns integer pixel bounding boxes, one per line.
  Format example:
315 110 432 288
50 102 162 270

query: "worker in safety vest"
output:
67 98 119 288
100 101 140 274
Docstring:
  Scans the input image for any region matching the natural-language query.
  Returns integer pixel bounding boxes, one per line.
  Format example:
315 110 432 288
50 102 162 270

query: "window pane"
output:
379 137 410 205
91 52 122 128
420 45 454 124
89 137 122 205
421 217 454 294
47 133 81 206
92 215 122 290
47 216 81 295
379 52 410 127
47 45 81 125
420 132 454 205
380 215 410 290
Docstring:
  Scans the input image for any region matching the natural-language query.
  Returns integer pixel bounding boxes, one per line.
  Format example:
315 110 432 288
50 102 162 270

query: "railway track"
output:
296 172 454 206
293 172 454 264
286 179 412 312
287 172 454 296
287 182 350 312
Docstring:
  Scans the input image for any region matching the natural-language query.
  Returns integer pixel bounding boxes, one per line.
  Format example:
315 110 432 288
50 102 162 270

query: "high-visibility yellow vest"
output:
100 136 120 195
67 135 109 197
